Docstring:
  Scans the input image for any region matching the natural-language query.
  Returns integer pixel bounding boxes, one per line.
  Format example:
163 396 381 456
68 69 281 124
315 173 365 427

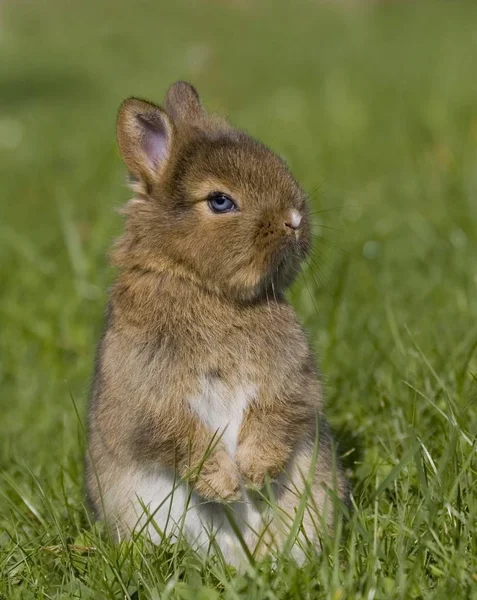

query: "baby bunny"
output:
86 81 348 567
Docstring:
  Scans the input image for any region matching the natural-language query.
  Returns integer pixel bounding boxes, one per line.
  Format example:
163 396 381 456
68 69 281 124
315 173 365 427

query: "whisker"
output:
307 206 346 216
306 183 325 201
304 254 335 297
311 236 349 254
271 271 278 303
299 271 322 321
265 278 272 315
287 250 331 318
310 223 349 235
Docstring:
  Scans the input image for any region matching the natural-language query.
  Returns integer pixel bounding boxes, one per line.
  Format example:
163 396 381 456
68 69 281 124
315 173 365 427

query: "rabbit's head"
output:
115 81 311 301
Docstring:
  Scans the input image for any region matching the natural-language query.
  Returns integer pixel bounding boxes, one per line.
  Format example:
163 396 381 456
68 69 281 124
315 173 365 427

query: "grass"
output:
1 0 477 597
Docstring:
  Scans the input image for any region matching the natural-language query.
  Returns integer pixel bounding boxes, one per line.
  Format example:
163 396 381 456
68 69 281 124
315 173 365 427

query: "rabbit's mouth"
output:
259 236 309 294
274 232 310 269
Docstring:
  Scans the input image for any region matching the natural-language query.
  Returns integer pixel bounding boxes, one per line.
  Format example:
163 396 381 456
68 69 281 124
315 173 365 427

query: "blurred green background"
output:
1 0 477 597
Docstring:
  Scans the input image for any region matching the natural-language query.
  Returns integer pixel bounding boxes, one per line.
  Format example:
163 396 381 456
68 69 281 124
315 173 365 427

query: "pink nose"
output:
285 210 302 230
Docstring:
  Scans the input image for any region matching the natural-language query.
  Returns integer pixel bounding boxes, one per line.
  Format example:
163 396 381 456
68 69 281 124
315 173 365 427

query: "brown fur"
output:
86 81 348 559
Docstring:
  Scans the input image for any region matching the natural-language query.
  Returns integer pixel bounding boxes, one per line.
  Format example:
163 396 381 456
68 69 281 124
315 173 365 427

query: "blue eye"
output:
208 192 237 213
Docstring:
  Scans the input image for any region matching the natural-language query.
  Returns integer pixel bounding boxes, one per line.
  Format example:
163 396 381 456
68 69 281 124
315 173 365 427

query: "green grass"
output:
1 0 477 597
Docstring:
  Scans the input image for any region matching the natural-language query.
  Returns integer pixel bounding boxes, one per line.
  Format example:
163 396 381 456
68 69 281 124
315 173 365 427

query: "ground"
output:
0 0 477 598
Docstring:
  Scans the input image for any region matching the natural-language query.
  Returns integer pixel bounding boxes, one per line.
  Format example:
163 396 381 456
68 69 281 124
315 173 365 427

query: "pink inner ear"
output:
137 113 169 169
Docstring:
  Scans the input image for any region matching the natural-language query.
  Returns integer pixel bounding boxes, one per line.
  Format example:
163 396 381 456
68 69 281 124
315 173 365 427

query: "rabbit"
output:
86 81 349 567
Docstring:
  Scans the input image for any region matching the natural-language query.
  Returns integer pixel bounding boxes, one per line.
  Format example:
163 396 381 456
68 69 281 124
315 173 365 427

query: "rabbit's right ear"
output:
116 98 174 183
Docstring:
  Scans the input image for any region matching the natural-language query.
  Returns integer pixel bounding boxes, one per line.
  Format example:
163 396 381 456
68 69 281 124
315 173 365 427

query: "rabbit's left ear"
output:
116 98 174 183
164 81 205 124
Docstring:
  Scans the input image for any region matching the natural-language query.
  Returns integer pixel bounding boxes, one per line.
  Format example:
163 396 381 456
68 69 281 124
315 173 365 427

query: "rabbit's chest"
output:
187 376 257 457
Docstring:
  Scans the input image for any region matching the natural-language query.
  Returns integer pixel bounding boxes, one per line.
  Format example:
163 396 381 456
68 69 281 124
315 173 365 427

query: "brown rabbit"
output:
86 81 348 567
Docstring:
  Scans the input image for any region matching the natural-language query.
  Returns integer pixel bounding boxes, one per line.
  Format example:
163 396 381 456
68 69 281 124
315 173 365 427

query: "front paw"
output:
192 452 241 503
236 446 283 489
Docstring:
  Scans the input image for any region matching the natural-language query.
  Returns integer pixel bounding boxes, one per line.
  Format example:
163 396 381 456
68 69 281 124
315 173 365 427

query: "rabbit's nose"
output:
285 209 302 231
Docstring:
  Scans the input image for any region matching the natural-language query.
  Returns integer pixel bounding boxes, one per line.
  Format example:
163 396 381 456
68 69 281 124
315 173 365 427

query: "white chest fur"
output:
187 376 257 456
